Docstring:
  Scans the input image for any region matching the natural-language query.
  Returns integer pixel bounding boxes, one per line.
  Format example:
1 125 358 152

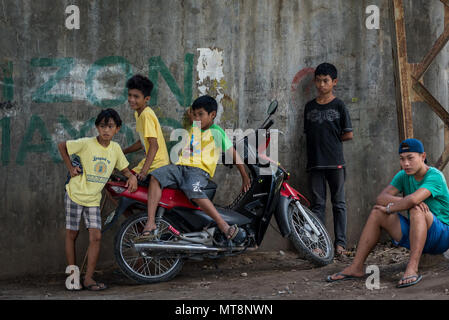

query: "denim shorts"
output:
392 212 449 254
150 164 210 200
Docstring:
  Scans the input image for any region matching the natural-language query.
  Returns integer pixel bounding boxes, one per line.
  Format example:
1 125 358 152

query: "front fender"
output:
274 195 292 237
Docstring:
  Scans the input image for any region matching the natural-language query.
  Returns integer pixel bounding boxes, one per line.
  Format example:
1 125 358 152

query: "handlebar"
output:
261 119 274 131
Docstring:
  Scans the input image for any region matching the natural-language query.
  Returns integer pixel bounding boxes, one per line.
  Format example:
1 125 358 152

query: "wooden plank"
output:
413 23 449 80
390 0 414 140
412 78 449 170
435 146 449 170
443 0 449 171
408 63 424 102
446 1 449 25
412 78 449 126
441 127 449 170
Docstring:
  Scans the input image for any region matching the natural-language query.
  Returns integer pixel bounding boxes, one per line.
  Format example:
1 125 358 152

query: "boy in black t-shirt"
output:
303 63 353 256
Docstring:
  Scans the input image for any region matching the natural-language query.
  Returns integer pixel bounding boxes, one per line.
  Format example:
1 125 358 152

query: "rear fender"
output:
102 197 143 233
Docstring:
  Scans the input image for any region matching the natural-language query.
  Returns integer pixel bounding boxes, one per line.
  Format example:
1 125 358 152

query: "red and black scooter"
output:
103 100 334 284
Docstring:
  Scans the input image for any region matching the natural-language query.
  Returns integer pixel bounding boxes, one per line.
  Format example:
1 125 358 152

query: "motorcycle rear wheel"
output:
114 211 184 284
287 201 334 266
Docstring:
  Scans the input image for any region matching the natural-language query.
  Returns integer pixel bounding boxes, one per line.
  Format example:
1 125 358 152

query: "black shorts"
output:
150 164 211 200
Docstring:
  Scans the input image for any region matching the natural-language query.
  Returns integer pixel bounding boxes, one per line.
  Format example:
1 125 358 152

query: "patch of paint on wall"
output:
196 48 225 122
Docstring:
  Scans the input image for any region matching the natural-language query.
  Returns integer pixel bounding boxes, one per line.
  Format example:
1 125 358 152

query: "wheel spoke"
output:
118 215 181 281
289 203 332 260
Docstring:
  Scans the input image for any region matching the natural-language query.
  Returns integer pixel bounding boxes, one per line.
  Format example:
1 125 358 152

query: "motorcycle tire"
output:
114 211 184 284
287 201 334 266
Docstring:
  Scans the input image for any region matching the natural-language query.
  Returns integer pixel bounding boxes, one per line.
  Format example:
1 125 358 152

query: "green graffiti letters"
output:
58 115 96 139
85 56 133 108
0 54 198 166
31 58 75 103
0 116 10 165
16 115 61 165
149 53 193 107
9 115 136 165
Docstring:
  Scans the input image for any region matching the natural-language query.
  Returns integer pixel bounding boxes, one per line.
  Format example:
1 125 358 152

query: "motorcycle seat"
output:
138 176 218 201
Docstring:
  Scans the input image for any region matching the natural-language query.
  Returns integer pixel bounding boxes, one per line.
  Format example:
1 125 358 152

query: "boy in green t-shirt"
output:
58 109 137 291
137 95 251 242
327 139 449 288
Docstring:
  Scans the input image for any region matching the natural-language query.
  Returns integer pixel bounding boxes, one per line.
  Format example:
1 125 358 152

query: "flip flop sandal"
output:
326 272 364 283
225 225 246 245
84 282 108 291
133 230 157 243
226 225 240 240
396 274 422 288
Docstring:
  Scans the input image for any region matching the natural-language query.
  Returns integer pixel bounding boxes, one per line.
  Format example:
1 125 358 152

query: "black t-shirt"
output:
303 97 352 170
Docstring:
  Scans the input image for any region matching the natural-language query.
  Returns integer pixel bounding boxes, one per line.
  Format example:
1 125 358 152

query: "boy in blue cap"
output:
326 138 449 288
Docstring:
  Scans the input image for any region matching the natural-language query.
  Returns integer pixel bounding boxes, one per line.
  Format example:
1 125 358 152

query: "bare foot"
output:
327 265 365 281
335 245 347 256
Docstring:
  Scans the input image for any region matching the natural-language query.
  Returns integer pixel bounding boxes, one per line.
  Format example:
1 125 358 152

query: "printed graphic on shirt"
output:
307 109 340 124
87 156 110 184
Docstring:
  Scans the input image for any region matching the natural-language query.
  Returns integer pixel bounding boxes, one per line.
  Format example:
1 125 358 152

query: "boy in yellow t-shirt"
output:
138 95 251 243
58 108 137 291
123 75 169 180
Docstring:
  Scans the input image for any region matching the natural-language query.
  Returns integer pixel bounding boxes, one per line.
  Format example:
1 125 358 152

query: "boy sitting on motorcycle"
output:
136 95 251 242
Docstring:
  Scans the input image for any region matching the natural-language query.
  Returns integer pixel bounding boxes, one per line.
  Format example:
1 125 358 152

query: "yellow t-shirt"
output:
133 107 170 175
176 123 233 177
65 137 129 207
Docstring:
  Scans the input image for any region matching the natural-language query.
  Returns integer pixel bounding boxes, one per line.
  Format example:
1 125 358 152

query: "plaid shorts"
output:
64 192 101 231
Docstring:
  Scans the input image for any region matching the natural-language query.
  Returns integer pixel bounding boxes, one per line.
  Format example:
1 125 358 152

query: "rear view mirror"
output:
267 100 278 115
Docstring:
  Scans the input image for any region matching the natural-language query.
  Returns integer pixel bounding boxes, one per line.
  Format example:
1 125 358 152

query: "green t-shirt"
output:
390 167 449 225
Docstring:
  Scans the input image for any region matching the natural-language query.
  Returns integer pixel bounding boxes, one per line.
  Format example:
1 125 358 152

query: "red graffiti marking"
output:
291 67 315 94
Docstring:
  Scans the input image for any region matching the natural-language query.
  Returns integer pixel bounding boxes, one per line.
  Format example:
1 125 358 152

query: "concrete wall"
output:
0 0 448 278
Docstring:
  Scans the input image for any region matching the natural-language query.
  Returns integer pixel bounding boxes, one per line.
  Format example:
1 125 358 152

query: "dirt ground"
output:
1 243 449 301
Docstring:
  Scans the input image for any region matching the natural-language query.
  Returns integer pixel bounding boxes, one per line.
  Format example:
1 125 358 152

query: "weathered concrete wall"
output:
0 0 448 278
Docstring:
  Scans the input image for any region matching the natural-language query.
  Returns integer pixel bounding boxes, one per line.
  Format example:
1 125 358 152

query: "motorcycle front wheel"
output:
287 201 334 266
114 211 184 284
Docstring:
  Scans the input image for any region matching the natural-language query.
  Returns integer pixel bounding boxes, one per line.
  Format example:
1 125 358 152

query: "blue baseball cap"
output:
399 138 424 154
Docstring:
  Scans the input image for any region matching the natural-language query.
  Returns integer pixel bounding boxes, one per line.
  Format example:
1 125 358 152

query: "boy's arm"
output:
374 185 431 214
341 131 353 141
123 140 143 154
120 167 138 193
136 137 159 181
376 185 403 206
58 141 81 177
228 147 251 193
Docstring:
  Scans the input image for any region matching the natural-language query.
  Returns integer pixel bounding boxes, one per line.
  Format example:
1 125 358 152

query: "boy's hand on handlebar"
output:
136 172 147 181
125 175 138 193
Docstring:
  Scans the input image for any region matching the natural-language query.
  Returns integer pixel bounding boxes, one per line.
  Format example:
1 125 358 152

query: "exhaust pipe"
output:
133 242 245 253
